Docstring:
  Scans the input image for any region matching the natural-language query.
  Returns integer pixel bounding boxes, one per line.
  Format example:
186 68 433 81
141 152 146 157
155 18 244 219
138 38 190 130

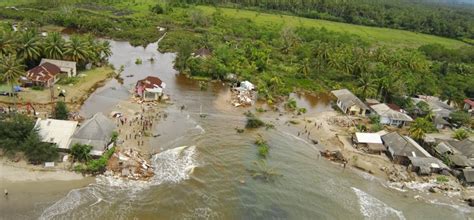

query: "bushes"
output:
255 136 270 158
450 111 471 127
71 143 92 162
0 114 58 163
23 132 59 164
453 129 469 140
54 101 69 120
74 147 115 175
245 112 266 129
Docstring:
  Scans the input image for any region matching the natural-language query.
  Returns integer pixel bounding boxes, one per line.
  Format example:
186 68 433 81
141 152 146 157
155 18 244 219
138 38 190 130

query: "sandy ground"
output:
0 158 84 182
110 97 167 155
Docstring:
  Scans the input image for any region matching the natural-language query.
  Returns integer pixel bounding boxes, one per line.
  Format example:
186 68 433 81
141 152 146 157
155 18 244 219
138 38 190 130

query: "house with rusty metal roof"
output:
24 62 61 87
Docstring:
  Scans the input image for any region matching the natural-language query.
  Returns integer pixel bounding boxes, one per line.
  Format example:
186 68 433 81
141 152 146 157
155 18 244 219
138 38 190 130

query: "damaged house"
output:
70 112 116 157
135 76 166 101
231 81 256 107
331 89 369 116
352 132 386 154
381 132 448 174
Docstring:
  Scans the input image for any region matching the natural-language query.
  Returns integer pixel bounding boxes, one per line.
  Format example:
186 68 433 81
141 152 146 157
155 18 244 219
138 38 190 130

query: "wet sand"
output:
0 158 85 182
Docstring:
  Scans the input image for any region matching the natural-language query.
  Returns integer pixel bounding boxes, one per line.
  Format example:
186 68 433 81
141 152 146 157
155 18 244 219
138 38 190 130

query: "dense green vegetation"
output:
171 0 474 41
0 29 111 69
74 147 115 174
0 114 58 164
0 0 472 105
54 101 69 119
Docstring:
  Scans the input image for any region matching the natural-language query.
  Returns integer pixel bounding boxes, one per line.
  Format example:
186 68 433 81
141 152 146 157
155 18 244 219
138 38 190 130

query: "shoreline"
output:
0 157 87 182
282 109 474 206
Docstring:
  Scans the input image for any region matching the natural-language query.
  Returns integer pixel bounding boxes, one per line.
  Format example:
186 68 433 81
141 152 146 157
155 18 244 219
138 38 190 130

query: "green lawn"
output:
197 6 468 49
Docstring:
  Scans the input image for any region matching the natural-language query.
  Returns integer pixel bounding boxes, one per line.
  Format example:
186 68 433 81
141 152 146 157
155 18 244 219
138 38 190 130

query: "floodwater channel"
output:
1 38 473 220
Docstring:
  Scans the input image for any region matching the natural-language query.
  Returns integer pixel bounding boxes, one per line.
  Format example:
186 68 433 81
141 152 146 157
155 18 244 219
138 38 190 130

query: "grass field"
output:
197 6 468 49
0 0 469 49
94 0 470 48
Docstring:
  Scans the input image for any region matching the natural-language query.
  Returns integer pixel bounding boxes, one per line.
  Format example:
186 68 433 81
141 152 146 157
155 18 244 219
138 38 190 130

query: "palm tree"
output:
97 40 112 64
65 35 90 64
43 32 66 60
17 30 42 66
0 31 16 55
0 54 25 108
357 72 377 99
409 117 434 141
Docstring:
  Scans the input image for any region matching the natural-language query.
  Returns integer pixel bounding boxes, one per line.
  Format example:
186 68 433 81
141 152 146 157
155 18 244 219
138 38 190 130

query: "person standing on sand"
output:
4 189 8 198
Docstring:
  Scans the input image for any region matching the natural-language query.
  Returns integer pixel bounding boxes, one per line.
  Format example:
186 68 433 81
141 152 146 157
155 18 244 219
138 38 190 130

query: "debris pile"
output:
106 149 154 181
320 150 346 163
231 81 256 107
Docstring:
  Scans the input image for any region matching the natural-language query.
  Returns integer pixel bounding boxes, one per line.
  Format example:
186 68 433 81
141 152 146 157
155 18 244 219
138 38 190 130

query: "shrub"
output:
450 111 471 126
70 143 92 162
371 123 383 132
150 4 164 14
297 108 307 115
453 129 469 140
31 85 44 91
54 101 69 120
369 114 380 124
255 135 270 158
135 58 142 65
110 131 119 143
246 117 265 128
285 98 297 111
23 132 59 164
436 175 449 183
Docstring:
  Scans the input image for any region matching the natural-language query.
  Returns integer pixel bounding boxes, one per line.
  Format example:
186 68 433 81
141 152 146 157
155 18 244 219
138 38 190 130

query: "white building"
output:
371 103 413 127
35 118 78 151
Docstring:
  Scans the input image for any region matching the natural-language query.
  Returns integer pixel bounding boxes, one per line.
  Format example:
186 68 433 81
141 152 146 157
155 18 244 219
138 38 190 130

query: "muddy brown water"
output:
1 39 473 220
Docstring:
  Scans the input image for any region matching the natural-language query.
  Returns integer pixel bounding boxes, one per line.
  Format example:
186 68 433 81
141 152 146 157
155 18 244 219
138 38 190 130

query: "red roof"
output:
26 62 61 82
137 76 163 89
387 103 401 112
465 98 474 107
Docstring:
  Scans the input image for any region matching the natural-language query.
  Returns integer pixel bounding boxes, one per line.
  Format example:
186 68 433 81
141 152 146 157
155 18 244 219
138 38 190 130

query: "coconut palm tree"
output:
43 32 66 60
0 31 16 55
0 54 25 108
17 30 42 66
357 72 378 99
99 41 112 60
65 35 90 64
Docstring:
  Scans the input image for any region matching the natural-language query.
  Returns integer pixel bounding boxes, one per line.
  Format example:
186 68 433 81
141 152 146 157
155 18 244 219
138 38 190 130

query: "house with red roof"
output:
464 98 474 114
135 76 166 101
23 62 61 88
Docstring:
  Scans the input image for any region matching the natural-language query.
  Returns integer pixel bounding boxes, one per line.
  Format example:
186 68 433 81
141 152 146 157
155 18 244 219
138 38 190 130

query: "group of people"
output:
116 105 167 148
297 120 324 138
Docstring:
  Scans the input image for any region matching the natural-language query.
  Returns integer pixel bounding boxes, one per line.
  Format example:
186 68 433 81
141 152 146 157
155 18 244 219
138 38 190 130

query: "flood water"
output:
2 38 473 220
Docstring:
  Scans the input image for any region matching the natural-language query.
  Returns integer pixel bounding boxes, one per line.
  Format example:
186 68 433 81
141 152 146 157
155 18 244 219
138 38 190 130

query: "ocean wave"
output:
40 146 198 219
352 187 406 220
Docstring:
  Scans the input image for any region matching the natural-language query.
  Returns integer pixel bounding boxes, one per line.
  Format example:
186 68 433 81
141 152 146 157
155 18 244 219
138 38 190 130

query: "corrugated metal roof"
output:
355 132 383 144
331 89 369 110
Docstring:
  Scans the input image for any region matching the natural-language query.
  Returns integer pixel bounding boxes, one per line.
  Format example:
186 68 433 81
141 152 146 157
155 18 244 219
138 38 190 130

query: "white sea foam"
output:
40 146 198 219
352 187 406 220
195 125 205 134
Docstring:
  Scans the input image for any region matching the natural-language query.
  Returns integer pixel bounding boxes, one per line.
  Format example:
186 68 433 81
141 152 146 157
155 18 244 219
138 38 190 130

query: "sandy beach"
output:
0 158 85 182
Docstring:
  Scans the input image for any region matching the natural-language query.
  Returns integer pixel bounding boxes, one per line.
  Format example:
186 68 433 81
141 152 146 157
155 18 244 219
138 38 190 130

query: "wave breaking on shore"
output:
39 146 198 219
